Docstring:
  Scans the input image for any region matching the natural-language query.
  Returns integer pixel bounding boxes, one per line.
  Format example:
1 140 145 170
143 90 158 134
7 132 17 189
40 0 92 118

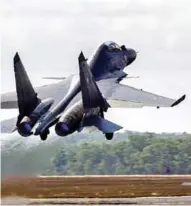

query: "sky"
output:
1 0 191 133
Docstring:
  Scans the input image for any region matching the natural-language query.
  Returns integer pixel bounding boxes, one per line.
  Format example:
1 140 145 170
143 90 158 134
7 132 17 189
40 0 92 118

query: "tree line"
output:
50 134 191 175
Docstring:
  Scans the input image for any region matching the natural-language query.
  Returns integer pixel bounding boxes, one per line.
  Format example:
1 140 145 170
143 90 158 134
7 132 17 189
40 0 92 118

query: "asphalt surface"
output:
2 196 191 205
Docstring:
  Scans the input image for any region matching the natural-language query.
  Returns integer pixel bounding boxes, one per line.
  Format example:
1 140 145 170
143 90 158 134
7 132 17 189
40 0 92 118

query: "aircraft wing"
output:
1 75 186 110
1 75 186 134
98 79 186 108
1 75 74 109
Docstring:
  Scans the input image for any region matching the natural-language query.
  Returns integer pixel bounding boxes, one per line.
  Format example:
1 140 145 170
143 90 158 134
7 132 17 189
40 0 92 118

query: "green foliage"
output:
52 134 191 175
1 131 191 177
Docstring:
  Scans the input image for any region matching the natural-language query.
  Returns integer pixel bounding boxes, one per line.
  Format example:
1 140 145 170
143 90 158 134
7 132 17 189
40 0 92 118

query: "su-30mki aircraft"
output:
1 41 186 140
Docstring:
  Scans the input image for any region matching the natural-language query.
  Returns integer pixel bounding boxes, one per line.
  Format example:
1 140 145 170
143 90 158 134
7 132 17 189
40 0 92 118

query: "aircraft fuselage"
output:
34 41 137 138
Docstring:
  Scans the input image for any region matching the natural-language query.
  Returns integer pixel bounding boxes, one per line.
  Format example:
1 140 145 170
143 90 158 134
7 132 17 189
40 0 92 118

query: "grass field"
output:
2 175 191 198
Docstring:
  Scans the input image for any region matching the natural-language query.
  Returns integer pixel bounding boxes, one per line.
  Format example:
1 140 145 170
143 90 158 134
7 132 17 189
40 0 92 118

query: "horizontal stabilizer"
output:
83 115 122 133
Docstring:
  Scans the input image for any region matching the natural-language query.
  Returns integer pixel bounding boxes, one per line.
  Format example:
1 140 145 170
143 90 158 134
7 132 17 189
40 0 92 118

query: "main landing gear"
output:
40 129 50 141
105 133 114 140
100 109 114 140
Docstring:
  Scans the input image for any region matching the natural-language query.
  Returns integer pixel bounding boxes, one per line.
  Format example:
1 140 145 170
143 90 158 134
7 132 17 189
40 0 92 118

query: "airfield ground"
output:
1 175 191 205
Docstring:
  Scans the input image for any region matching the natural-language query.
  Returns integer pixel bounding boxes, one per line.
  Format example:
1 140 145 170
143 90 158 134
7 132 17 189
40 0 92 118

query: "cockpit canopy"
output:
104 41 122 51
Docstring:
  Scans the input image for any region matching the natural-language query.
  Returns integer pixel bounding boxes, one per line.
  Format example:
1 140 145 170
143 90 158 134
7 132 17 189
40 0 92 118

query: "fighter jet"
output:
1 41 186 140
1 41 137 139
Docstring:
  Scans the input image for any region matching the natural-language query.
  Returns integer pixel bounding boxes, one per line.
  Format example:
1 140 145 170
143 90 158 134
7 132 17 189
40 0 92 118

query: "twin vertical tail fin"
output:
78 51 122 133
14 52 41 125
78 51 109 113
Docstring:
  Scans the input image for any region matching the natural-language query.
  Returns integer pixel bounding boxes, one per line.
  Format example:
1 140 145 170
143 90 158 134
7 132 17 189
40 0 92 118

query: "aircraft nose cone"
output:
126 48 137 65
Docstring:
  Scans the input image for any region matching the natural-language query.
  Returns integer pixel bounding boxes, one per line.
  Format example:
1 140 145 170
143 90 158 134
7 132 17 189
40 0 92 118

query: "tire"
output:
40 130 49 141
105 133 113 140
40 133 47 141
100 109 104 118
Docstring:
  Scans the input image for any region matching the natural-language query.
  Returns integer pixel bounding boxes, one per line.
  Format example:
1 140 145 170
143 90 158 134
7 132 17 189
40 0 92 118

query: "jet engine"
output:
17 116 35 137
55 101 84 136
17 98 54 137
55 101 101 136
55 122 71 136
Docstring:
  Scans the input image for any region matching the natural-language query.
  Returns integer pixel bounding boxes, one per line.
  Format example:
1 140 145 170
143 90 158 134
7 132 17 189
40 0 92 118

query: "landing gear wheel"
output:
40 130 50 141
40 133 47 141
105 133 114 140
100 109 104 118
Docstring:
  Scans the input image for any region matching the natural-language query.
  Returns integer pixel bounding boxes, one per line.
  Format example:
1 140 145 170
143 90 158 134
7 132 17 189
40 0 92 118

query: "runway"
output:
2 175 191 205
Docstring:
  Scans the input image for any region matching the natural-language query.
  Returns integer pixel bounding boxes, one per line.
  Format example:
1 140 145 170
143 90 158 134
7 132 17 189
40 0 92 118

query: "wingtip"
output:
171 94 186 107
13 52 20 64
78 51 86 62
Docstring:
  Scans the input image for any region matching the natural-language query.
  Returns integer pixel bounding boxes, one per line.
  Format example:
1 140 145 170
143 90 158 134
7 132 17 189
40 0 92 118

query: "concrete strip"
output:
182 182 191 186
2 196 191 205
